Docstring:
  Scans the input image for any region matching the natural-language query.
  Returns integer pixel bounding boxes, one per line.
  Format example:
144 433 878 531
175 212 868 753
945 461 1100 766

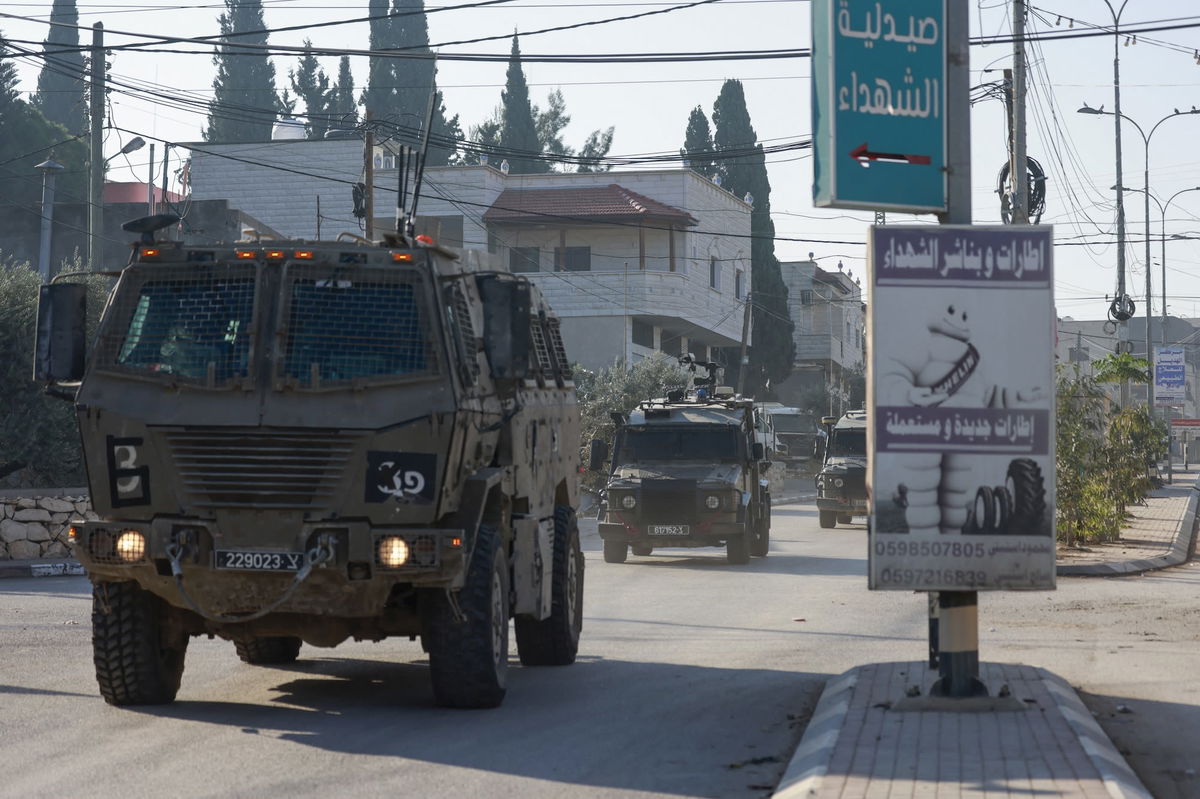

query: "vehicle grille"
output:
640 479 698 523
841 469 867 500
166 429 356 509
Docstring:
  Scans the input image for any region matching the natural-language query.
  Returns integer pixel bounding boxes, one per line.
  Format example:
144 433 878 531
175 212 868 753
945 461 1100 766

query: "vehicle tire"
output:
970 486 996 533
630 543 653 557
749 501 770 557
726 534 750 565
515 506 584 667
993 485 1012 533
837 514 854 525
819 510 837 529
234 636 302 665
424 524 509 709
92 580 188 706
1006 458 1046 530
603 539 628 564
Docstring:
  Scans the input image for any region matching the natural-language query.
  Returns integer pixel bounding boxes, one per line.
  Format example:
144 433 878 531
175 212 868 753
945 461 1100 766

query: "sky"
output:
5 0 1200 328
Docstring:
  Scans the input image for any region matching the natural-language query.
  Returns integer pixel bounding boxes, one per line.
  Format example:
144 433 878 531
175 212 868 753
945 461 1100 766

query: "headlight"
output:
115 530 145 562
834 478 844 488
621 494 637 509
377 536 410 568
705 495 721 510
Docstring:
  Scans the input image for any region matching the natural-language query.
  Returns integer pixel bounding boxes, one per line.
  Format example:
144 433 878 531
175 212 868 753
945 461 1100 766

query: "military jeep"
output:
815 410 868 528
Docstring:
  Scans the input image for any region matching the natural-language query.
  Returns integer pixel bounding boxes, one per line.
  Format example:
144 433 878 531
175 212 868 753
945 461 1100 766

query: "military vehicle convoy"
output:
815 410 868 528
35 213 583 709
590 365 771 565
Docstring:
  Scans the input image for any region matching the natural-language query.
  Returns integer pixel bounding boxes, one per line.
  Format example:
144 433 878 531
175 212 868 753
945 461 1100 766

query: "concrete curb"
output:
772 668 858 799
1057 473 1200 577
1039 669 1153 799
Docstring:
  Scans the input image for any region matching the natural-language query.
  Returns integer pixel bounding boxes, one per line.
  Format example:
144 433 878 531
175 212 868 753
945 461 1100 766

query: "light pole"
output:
88 136 147 269
34 158 64 282
1084 106 1200 415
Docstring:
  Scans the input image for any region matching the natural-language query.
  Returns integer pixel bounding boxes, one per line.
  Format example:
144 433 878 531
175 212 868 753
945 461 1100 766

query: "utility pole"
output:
1010 0 1029 224
87 22 104 270
931 0 981 699
146 143 154 214
1109 0 1132 406
364 110 375 241
736 291 752 396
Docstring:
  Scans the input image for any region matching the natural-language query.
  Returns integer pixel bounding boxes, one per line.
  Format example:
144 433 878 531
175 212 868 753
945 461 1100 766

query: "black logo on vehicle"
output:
365 451 437 504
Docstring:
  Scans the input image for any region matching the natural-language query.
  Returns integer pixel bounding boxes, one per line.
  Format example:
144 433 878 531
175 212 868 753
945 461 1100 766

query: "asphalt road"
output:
4 506 1199 798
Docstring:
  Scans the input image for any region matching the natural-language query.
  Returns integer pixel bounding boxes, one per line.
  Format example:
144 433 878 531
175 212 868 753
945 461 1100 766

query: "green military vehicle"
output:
35 213 583 709
590 365 771 565
815 410 868 528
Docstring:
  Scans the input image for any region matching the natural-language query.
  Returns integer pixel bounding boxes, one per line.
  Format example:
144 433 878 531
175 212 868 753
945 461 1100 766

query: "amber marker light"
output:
293 250 315 260
265 249 285 260
392 252 414 263
139 247 161 258
235 250 257 260
450 537 463 548
68 525 78 543
115 530 146 562
378 536 410 568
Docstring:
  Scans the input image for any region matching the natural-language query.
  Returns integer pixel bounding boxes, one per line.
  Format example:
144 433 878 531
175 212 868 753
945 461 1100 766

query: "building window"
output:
554 246 591 271
509 247 540 273
631 320 654 348
660 330 682 356
709 256 719 289
735 270 744 299
800 289 814 305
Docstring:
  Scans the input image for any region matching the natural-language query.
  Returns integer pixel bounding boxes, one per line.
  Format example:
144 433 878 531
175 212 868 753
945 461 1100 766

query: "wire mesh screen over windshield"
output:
617 426 740 462
281 267 435 388
100 265 257 386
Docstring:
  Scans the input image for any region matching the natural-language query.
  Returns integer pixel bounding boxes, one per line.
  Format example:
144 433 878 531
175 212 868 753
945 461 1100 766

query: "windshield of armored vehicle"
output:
828 428 866 458
615 425 741 463
111 270 256 383
771 415 811 433
280 269 436 388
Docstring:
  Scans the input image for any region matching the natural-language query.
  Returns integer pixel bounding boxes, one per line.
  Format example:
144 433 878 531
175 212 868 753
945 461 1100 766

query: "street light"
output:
1083 106 1200 416
88 135 147 270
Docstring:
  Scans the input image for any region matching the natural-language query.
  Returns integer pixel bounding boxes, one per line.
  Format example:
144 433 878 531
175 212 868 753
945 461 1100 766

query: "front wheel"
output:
424 524 509 709
749 502 770 557
726 534 750 565
515 506 584 667
818 510 837 529
603 539 628 564
92 580 188 706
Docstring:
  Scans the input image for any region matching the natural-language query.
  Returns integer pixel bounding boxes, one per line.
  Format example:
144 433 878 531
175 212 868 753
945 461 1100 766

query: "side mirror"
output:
476 276 532 380
588 439 609 471
752 442 765 461
34 283 87 382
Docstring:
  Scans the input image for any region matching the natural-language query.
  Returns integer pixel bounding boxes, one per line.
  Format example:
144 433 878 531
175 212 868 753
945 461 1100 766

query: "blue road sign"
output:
812 0 947 213
1155 346 1186 406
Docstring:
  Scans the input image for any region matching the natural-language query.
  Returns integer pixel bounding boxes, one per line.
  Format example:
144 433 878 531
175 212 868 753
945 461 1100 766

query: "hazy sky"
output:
5 0 1200 329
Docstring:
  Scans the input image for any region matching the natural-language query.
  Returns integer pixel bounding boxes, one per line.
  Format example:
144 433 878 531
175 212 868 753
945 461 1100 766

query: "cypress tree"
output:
205 0 283 142
290 41 331 140
499 34 546 174
365 0 437 138
712 79 794 395
33 0 87 136
680 105 716 177
427 89 462 166
330 56 357 130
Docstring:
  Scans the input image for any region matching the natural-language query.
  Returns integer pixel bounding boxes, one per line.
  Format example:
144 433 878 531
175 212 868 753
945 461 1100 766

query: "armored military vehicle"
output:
34 211 583 709
815 410 868 528
590 362 771 564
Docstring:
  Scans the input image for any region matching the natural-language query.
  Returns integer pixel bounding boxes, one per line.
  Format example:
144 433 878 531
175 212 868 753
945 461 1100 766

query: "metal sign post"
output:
812 0 947 212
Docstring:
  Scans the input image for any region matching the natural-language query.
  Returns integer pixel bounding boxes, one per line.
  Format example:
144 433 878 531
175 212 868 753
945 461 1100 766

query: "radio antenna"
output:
395 56 439 245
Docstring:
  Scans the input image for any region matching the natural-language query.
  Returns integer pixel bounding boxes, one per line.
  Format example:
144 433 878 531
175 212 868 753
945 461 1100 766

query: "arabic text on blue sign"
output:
877 407 1050 454
812 0 947 212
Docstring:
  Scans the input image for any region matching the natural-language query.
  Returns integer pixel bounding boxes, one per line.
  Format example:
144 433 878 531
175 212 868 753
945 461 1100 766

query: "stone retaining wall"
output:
0 496 94 560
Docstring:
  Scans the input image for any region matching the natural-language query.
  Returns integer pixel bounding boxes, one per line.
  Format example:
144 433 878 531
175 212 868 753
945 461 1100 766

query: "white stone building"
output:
185 138 753 371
